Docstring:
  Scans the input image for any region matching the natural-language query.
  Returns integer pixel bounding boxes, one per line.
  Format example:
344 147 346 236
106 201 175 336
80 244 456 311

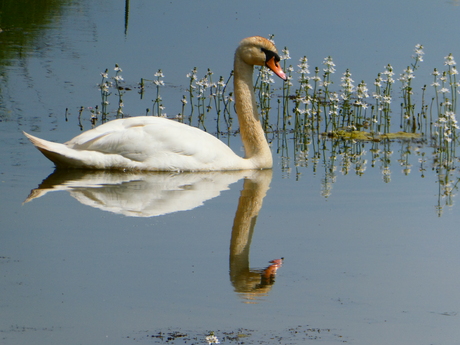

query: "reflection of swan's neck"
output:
234 54 272 168
229 170 272 276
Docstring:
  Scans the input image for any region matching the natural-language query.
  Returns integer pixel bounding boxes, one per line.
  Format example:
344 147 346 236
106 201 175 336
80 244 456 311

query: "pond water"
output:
2 0 460 344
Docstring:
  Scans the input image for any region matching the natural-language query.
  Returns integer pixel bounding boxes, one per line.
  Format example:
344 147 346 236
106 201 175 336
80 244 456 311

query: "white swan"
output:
23 36 286 171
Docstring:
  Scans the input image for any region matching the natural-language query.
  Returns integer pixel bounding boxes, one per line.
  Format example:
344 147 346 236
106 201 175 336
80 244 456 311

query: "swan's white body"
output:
24 36 286 171
25 117 253 171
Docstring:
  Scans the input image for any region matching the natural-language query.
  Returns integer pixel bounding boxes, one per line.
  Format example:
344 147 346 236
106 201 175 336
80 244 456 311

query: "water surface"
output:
1 1 460 344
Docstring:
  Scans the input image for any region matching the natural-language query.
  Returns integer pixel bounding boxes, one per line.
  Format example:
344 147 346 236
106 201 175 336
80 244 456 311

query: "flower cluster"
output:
322 56 336 74
152 69 166 117
412 44 424 64
340 69 354 100
398 66 415 87
205 333 220 344
432 53 459 144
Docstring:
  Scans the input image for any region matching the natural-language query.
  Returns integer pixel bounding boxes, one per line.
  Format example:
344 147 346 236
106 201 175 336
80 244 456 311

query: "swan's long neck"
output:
233 54 272 169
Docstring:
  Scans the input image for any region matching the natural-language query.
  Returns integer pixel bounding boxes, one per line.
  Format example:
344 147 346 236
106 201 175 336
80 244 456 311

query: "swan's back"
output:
25 117 250 171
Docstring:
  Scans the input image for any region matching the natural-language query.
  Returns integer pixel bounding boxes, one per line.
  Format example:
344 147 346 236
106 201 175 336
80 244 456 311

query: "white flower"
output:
444 53 456 66
186 67 198 80
382 64 394 77
383 96 392 104
340 70 355 96
329 92 339 102
206 334 220 344
311 75 321 82
297 56 310 75
399 67 415 83
357 81 369 99
322 56 336 73
413 44 424 61
281 47 291 60
196 77 209 88
446 111 456 119
99 84 109 92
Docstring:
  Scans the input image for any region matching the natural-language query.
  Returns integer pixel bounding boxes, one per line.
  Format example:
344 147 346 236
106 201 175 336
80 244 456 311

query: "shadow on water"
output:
24 168 283 302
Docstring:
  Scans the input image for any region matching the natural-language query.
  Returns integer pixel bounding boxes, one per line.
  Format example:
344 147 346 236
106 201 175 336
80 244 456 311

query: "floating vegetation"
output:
127 326 345 344
71 40 460 216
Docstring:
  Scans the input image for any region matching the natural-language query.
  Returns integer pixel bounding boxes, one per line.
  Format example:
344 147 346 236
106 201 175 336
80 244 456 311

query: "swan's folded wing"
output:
65 117 240 169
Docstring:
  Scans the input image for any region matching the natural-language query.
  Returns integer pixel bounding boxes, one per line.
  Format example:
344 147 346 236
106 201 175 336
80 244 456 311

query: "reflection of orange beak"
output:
266 56 287 81
263 257 284 279
269 258 284 266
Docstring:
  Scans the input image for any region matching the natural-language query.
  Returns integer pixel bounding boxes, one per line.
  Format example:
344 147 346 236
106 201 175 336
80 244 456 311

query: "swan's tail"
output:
23 131 82 168
23 131 54 150
23 131 135 169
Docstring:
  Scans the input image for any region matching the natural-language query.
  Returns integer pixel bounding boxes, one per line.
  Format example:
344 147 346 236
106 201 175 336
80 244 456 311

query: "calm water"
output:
2 1 460 344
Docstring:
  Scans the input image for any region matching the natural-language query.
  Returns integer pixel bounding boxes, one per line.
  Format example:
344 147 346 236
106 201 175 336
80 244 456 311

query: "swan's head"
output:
236 36 287 80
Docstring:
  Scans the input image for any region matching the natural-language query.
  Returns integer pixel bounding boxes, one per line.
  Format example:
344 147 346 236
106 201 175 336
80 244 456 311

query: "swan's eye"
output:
261 48 281 64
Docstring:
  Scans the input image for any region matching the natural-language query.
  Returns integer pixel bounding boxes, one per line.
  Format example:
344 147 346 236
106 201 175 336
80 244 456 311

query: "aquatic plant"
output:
98 68 111 121
75 43 460 215
113 64 125 117
152 69 166 117
205 332 220 344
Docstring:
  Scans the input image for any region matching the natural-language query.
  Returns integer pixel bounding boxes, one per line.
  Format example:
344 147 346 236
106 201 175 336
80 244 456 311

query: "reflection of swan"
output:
23 36 286 171
228 169 283 302
25 169 283 300
24 169 256 217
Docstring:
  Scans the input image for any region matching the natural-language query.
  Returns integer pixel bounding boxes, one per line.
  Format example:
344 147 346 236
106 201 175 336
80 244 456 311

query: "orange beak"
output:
266 56 287 81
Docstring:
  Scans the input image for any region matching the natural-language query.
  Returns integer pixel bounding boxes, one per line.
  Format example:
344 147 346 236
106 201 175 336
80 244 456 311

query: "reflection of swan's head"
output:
236 36 285 80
